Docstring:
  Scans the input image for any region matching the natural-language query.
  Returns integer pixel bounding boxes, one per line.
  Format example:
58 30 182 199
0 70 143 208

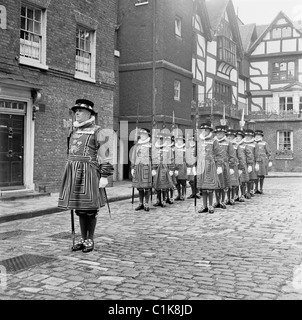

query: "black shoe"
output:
245 193 251 199
166 198 174 204
161 201 166 208
208 206 214 214
153 201 162 207
229 199 235 205
225 200 231 205
82 239 94 253
187 194 194 199
214 202 221 208
195 194 201 199
144 204 150 212
135 204 144 211
239 196 245 202
259 189 263 194
198 207 208 213
234 196 240 202
175 195 182 201
72 238 85 251
254 189 261 195
220 202 227 209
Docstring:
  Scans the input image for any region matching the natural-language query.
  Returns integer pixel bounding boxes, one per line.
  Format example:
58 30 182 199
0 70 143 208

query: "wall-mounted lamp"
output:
31 89 42 120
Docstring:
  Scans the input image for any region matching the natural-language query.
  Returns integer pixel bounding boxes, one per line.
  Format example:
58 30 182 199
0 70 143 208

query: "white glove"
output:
268 161 272 167
169 171 174 176
248 166 252 173
175 170 179 176
238 169 242 176
131 169 135 176
230 169 234 175
99 177 108 188
192 166 197 176
217 167 223 175
152 169 157 176
187 168 192 175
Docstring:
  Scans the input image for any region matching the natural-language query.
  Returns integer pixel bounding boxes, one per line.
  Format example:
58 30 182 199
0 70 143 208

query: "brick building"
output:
0 0 117 194
241 11 302 172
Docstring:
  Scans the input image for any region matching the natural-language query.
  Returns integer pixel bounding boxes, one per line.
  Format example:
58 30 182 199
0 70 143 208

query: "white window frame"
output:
277 130 293 151
279 96 293 113
74 25 96 83
174 80 181 101
19 4 48 70
175 16 182 38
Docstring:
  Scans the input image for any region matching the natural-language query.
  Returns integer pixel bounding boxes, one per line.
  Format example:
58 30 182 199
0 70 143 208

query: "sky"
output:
231 0 302 25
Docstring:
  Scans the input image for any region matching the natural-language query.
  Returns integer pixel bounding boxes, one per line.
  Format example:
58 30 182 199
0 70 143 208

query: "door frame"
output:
0 84 35 191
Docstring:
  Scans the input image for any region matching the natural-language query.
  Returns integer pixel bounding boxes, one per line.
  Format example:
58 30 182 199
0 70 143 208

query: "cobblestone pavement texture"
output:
0 177 302 300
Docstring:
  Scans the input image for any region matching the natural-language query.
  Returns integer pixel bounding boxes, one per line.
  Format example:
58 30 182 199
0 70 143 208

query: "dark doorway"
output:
0 114 24 187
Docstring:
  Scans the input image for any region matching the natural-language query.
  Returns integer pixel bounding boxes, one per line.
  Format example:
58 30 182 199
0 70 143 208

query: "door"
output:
0 114 24 187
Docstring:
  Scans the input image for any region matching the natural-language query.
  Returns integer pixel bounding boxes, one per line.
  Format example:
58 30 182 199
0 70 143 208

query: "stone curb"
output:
0 194 138 224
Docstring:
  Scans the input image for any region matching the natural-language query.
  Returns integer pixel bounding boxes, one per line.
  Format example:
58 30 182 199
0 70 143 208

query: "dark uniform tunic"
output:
215 137 237 189
196 133 223 190
152 141 174 190
229 139 240 187
131 138 152 190
244 139 260 181
236 141 250 183
58 121 106 211
256 140 272 176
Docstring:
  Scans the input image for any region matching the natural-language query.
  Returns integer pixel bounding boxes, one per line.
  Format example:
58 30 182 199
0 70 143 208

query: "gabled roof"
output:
271 81 302 92
239 23 257 53
195 0 213 41
205 0 244 59
248 11 302 55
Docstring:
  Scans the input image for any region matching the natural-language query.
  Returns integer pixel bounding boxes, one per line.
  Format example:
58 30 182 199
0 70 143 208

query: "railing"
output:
247 110 302 120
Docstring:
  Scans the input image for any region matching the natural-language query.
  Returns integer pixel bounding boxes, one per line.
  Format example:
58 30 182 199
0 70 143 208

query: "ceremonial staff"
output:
132 103 140 208
193 101 199 212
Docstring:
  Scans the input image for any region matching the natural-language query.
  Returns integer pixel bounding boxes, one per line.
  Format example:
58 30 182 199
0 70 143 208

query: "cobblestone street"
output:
0 177 302 301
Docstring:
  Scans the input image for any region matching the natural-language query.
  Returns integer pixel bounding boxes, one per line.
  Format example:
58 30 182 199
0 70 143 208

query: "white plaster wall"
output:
230 69 237 83
282 39 297 52
250 76 268 90
293 29 300 37
299 38 302 51
252 42 265 55
207 40 217 56
265 97 274 112
266 40 281 53
251 97 264 111
206 56 216 75
192 58 196 77
238 78 246 95
206 78 214 98
250 61 268 76
270 83 289 90
196 59 205 82
198 84 205 103
197 34 206 57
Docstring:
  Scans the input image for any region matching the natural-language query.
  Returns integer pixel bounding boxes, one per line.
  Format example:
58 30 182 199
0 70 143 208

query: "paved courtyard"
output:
0 177 302 301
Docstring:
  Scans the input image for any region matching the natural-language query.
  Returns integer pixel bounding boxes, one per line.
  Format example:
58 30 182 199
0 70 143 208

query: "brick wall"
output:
0 0 117 191
254 120 302 172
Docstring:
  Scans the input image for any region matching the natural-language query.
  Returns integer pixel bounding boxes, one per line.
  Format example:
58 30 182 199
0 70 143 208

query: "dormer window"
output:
271 26 292 39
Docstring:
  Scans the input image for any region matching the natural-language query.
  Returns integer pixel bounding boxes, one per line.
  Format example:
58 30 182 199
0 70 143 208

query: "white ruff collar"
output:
138 137 150 144
215 136 227 142
199 132 212 140
245 138 255 143
255 138 263 142
175 143 185 149
237 138 245 145
155 141 166 148
73 116 95 128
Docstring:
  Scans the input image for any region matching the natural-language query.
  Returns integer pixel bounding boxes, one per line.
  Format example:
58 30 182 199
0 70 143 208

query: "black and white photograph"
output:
1 0 302 307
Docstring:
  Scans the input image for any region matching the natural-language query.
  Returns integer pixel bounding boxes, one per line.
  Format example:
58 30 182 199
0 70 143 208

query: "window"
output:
277 131 293 151
217 36 236 67
75 26 96 81
279 97 293 113
20 4 47 69
299 97 302 116
272 61 296 82
271 26 292 39
214 81 232 104
174 80 181 101
175 16 182 37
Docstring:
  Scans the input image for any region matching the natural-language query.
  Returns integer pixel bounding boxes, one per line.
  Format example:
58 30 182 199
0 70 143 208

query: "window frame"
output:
271 60 296 82
175 16 182 38
19 3 48 70
213 81 232 105
74 25 96 83
174 80 181 101
277 130 293 152
279 96 293 113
